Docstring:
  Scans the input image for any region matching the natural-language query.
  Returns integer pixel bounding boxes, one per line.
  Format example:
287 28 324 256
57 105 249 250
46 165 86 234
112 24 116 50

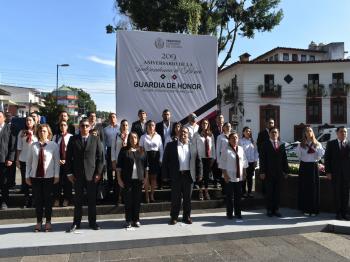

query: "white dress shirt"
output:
0 123 4 133
17 130 38 162
221 145 248 182
111 132 129 162
194 133 216 159
296 142 325 162
140 133 164 161
52 133 73 153
162 122 171 144
184 123 199 141
239 137 259 163
337 139 348 149
25 141 60 179
177 141 190 171
216 133 229 169
103 124 119 148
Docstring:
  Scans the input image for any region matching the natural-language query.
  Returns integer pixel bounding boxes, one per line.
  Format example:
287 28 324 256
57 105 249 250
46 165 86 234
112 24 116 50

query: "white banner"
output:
116 30 218 123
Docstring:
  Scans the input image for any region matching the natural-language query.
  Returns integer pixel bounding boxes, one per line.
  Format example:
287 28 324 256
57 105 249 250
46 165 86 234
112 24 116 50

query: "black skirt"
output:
298 161 320 214
146 150 161 175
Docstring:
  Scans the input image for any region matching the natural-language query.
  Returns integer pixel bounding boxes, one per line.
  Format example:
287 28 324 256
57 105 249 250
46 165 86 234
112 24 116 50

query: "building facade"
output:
218 42 350 142
54 86 78 117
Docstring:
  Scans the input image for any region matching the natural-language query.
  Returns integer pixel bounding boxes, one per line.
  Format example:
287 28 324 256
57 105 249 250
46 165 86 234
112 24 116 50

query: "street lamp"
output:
56 64 70 104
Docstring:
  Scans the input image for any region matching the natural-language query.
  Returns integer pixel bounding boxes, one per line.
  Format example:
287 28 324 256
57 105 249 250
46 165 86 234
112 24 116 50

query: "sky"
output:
0 0 349 112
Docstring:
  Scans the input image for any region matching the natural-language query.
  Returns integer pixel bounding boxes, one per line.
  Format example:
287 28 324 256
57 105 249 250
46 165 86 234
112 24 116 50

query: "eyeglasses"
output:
80 124 89 128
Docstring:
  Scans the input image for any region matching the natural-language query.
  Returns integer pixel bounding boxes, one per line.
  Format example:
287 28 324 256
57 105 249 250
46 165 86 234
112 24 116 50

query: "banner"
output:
116 30 217 123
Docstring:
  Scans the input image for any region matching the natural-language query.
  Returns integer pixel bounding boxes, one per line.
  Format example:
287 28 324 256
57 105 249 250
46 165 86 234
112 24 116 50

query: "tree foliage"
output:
109 0 283 70
69 87 97 115
39 93 65 128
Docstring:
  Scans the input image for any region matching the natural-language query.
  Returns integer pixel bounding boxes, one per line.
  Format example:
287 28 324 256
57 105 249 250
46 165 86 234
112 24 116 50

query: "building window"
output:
332 72 344 84
269 56 274 61
292 54 298 61
274 54 279 61
308 74 319 85
331 97 347 124
301 54 307 61
306 98 322 124
283 53 289 61
309 55 315 61
264 74 275 88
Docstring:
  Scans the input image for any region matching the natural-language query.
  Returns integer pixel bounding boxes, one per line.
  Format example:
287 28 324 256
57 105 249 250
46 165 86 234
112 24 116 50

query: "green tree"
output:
108 0 283 70
69 87 97 116
39 93 65 128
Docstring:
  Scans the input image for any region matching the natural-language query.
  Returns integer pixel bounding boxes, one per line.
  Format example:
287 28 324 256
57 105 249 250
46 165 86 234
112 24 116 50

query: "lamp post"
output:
56 64 70 104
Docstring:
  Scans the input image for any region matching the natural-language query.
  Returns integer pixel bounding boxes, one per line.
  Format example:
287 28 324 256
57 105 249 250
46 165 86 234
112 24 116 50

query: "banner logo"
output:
154 38 165 49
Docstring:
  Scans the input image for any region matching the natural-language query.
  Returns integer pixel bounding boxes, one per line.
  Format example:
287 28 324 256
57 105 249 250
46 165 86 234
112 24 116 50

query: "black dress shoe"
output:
336 214 343 220
267 211 273 217
235 214 243 220
182 218 192 224
66 224 80 233
169 219 177 225
274 211 282 217
89 223 101 230
342 215 350 221
227 215 233 220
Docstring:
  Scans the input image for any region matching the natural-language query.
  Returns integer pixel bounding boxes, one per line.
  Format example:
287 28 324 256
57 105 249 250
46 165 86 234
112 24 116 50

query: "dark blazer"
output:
259 141 288 178
257 129 270 153
324 139 350 184
65 134 103 181
156 121 174 144
0 123 16 163
211 123 223 144
90 123 105 143
161 140 202 182
131 120 146 139
117 147 148 185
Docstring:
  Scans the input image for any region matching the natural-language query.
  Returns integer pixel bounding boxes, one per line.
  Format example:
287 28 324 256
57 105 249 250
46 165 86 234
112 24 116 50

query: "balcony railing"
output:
258 84 282 98
304 84 325 97
329 83 350 96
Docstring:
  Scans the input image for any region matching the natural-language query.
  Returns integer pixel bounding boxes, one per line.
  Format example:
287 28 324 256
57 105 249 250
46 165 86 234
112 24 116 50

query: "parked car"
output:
317 128 350 148
285 141 300 163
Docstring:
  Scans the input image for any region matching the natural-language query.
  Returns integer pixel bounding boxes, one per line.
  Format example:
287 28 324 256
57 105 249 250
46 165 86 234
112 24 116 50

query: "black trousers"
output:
73 177 97 226
212 160 223 186
54 165 72 202
333 173 349 216
20 161 30 199
0 163 9 204
170 172 193 220
242 162 255 194
298 161 320 214
124 179 142 223
106 147 114 191
198 158 213 189
31 177 54 223
225 181 242 217
265 176 282 212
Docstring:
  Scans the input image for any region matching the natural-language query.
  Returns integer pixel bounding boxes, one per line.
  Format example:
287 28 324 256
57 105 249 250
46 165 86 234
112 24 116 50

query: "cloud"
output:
86 56 115 67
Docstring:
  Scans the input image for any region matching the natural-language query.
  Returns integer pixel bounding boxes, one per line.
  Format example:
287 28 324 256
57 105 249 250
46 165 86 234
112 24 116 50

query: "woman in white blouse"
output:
26 124 59 232
194 119 216 201
164 122 182 147
216 122 231 170
222 132 248 220
139 120 163 203
52 121 73 207
296 126 325 216
239 126 259 198
111 119 129 204
16 115 38 208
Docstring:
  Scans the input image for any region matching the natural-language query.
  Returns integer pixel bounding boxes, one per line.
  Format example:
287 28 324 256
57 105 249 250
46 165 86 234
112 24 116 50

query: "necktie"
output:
232 146 240 178
60 133 67 160
307 143 315 154
274 141 279 151
36 143 46 178
26 130 33 143
205 136 211 157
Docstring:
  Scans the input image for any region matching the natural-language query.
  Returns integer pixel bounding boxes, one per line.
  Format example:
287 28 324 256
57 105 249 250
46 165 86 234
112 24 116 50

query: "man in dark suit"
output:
88 111 104 143
324 126 350 220
259 127 288 217
156 109 174 145
53 110 76 135
66 118 104 231
162 127 202 225
0 111 16 209
131 109 147 139
257 118 275 154
211 113 224 188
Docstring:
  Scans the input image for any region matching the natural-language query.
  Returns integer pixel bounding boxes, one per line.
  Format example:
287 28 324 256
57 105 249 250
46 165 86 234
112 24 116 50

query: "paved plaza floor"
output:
0 208 349 259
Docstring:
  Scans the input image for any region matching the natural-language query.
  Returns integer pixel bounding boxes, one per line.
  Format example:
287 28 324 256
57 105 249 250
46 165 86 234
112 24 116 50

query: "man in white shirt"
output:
103 113 119 197
162 127 202 225
184 113 199 141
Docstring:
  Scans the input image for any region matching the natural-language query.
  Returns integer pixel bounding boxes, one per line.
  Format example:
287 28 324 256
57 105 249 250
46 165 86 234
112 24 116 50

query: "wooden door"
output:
259 105 280 131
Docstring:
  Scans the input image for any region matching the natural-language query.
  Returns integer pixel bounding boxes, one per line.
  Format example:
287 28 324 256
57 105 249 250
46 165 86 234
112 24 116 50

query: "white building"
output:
218 42 350 142
0 84 45 116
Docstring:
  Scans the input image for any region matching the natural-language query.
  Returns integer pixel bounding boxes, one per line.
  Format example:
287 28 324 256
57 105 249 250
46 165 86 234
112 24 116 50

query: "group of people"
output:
0 108 349 233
